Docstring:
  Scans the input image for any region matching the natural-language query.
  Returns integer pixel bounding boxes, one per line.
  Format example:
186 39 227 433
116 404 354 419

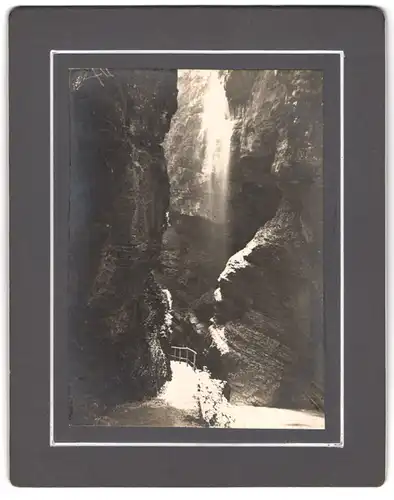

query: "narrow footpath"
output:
99 361 325 429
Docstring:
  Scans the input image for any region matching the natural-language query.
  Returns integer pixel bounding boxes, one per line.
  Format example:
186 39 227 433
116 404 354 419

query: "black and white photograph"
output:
7 3 388 489
68 68 324 430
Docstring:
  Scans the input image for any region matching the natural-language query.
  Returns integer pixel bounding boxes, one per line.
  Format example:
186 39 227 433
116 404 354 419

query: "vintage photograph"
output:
68 68 324 429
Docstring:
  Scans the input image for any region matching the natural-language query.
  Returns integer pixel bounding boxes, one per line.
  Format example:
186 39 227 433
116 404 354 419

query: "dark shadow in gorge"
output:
156 210 231 367
68 69 177 423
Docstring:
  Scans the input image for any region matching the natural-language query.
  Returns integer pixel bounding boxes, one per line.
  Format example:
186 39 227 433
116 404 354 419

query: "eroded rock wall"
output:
68 69 178 422
159 71 232 362
208 70 324 410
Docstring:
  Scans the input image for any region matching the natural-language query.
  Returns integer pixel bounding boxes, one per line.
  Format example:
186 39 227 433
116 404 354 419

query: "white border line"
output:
53 441 342 448
52 50 344 55
339 50 345 448
50 49 55 447
50 50 344 447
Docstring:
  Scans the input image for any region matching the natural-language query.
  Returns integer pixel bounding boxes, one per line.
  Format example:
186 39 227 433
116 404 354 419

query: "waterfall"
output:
199 71 234 225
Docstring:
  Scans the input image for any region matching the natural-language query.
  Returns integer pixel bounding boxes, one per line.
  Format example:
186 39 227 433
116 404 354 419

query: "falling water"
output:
199 71 234 225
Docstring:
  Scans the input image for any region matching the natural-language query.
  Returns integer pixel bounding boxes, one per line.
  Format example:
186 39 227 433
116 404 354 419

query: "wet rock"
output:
68 69 178 422
156 211 230 360
209 70 324 410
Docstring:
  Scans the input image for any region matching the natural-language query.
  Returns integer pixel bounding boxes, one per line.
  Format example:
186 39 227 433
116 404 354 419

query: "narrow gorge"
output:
68 68 324 426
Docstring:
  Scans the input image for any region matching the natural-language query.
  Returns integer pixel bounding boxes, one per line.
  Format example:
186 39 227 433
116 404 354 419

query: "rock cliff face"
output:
156 211 228 364
162 69 323 411
68 69 178 422
159 71 233 363
208 70 324 410
164 70 213 218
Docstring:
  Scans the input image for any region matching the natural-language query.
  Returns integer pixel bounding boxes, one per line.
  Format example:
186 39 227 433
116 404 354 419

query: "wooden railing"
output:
170 345 197 370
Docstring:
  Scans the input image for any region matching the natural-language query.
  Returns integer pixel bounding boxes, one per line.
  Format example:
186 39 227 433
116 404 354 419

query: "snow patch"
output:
188 312 205 335
194 368 234 428
209 324 229 355
218 247 250 283
159 361 199 411
161 287 173 334
165 211 171 227
213 287 222 302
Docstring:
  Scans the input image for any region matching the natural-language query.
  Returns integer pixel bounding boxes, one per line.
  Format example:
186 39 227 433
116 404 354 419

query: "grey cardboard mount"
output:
9 6 385 487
